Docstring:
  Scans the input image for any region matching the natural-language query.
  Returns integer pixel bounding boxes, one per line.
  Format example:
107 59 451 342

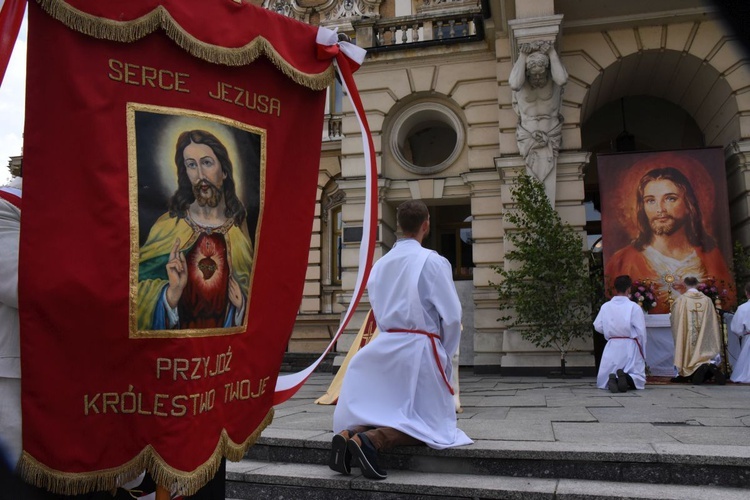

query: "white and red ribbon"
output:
0 185 22 209
273 27 377 404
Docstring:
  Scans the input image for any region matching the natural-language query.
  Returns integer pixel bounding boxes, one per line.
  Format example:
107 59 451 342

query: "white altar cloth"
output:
644 314 676 377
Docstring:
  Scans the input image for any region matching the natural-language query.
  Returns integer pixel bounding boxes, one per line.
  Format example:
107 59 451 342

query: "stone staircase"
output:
225 433 750 499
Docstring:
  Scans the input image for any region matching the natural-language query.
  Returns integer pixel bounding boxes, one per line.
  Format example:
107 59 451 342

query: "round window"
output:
391 103 464 175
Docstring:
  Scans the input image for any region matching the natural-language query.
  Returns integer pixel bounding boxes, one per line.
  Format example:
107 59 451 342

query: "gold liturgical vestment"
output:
670 289 721 377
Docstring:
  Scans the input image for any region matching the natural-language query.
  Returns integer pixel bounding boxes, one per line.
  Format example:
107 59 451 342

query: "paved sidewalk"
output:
267 372 750 459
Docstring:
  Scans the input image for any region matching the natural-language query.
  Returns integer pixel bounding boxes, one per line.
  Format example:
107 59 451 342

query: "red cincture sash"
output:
0 188 22 209
609 336 645 361
387 329 454 395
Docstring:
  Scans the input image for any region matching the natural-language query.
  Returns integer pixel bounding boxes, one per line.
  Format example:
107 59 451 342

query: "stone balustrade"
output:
353 8 483 51
323 114 343 141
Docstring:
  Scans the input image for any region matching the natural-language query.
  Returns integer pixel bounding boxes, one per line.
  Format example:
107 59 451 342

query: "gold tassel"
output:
17 408 274 497
36 0 334 90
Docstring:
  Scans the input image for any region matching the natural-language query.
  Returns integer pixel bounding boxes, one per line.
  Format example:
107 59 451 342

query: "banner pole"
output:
155 485 170 500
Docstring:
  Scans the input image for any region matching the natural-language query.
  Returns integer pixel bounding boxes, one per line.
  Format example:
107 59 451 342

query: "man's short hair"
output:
614 275 632 293
397 200 429 235
684 276 699 287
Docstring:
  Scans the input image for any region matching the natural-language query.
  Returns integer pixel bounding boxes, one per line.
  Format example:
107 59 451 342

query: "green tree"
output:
491 173 593 375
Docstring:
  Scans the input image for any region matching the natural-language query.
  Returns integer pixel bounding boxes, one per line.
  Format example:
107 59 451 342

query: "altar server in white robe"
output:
594 275 648 393
330 200 472 480
730 282 750 383
0 178 22 469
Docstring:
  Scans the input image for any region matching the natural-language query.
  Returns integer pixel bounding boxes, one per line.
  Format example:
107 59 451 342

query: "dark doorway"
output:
423 204 474 280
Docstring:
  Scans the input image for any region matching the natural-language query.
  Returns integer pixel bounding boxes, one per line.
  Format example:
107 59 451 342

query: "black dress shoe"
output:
347 433 387 480
607 373 619 394
709 364 727 385
328 432 352 475
625 372 636 390
692 364 710 385
616 369 629 392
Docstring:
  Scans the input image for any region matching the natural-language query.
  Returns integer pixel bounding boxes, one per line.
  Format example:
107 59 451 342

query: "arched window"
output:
321 178 345 313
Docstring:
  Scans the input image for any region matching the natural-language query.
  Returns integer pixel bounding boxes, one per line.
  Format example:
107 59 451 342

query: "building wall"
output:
283 0 750 373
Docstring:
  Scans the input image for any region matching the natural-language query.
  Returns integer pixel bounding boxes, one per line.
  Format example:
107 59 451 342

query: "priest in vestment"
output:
670 275 725 383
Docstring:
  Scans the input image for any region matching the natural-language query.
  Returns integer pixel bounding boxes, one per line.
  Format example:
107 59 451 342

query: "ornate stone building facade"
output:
5 156 21 178
267 0 750 373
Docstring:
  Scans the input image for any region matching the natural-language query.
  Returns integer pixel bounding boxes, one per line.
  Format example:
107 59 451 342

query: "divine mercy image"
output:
129 106 263 337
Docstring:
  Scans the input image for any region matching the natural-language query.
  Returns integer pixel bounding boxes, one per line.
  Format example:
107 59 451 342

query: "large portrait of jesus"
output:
598 149 736 314
128 105 265 338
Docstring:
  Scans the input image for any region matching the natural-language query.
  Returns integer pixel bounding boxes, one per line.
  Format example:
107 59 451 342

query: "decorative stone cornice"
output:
460 170 502 194
321 189 346 223
417 0 480 15
319 0 380 20
726 139 750 157
507 14 563 60
262 0 312 23
494 155 525 184
262 0 383 33
556 151 590 181
725 140 750 174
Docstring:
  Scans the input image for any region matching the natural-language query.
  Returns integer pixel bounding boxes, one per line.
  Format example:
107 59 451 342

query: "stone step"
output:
245 434 750 489
279 352 337 373
226 459 749 500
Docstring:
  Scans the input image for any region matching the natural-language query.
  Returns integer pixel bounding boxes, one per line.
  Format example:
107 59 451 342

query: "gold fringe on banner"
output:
35 0 335 90
17 408 274 497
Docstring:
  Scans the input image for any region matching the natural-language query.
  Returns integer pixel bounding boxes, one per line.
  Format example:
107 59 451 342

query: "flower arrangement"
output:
629 279 657 312
696 276 728 305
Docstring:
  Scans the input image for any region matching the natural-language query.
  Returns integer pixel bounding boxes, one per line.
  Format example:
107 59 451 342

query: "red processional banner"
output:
598 148 737 314
17 0 360 494
0 0 26 85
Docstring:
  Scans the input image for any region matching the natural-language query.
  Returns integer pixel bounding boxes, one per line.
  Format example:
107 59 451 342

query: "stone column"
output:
726 140 750 250
514 0 554 18
460 170 504 372
329 177 392 370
